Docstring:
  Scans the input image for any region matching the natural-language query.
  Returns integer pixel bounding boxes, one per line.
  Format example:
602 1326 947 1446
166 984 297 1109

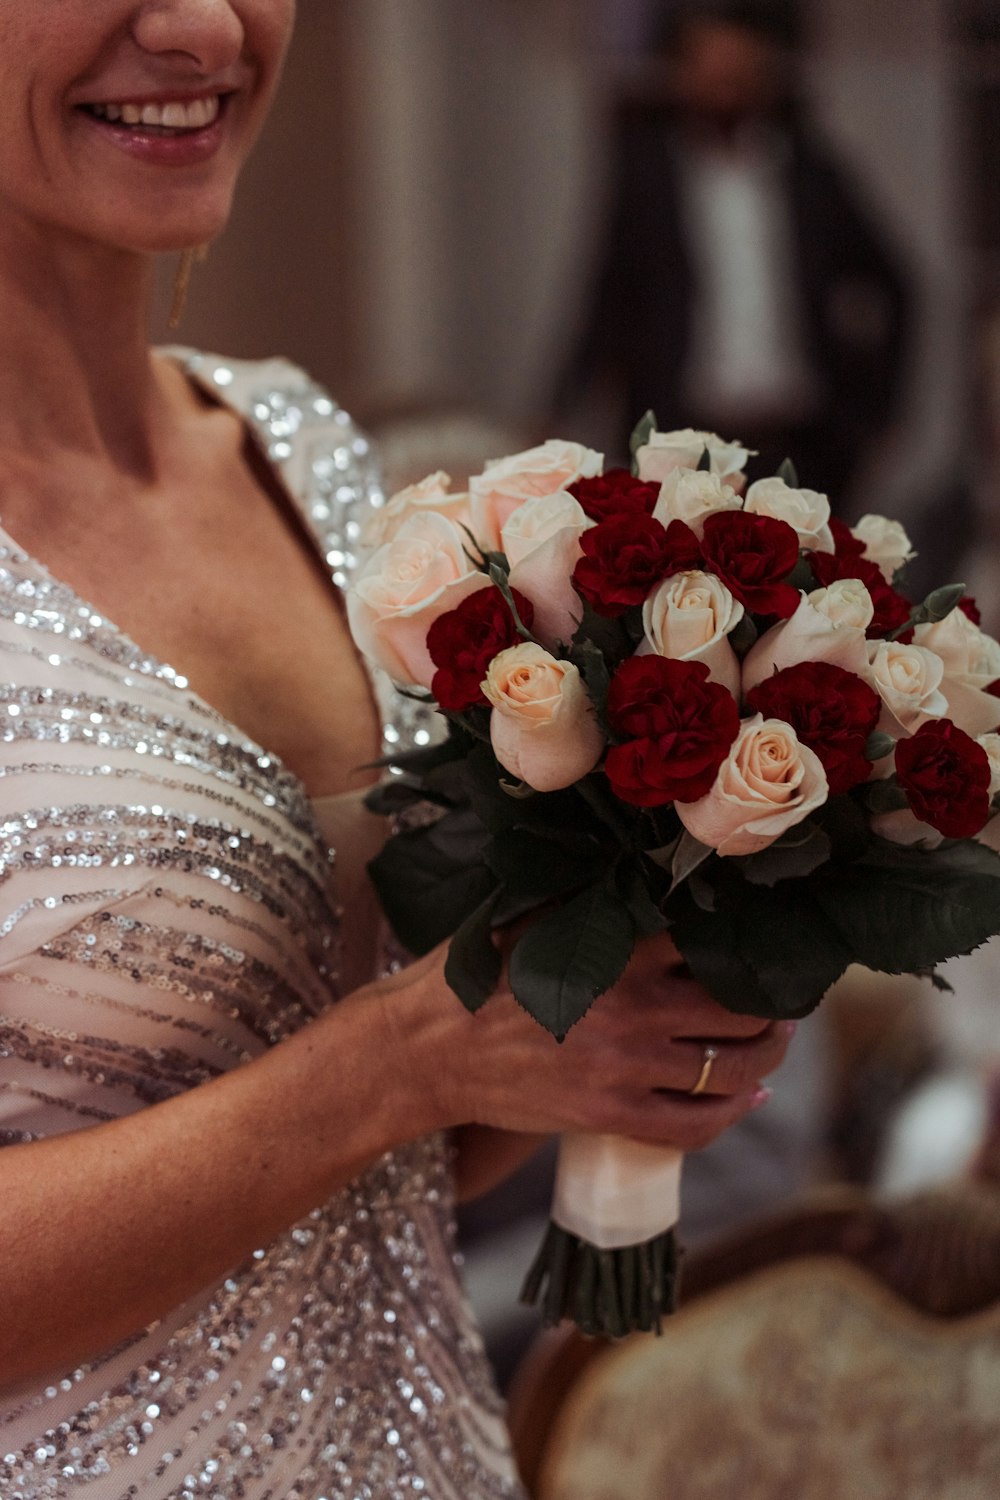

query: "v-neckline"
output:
0 350 378 811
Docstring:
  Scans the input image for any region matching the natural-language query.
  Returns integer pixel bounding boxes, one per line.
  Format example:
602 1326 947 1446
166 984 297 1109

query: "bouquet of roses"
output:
346 415 1000 1338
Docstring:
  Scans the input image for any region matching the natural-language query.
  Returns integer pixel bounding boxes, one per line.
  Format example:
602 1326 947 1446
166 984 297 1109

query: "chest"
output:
1 449 381 799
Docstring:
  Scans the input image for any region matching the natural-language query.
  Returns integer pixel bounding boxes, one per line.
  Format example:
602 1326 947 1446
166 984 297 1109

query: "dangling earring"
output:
169 244 209 330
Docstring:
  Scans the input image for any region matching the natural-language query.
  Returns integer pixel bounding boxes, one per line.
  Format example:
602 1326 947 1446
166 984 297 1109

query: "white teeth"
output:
87 96 221 130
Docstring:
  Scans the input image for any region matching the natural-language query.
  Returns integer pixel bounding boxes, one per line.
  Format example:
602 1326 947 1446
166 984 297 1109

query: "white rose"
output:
742 581 873 696
852 514 915 581
914 609 1000 738
652 468 742 537
639 571 743 698
978 732 1000 798
867 640 948 737
346 512 489 688
503 492 595 650
359 471 471 552
677 715 829 857
744 477 833 552
469 439 603 552
483 643 604 792
637 428 749 488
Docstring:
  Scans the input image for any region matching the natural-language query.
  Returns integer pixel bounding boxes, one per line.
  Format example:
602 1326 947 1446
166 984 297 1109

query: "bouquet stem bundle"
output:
521 1224 679 1337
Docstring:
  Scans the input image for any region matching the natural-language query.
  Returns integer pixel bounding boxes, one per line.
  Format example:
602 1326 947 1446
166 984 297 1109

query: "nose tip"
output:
132 0 245 74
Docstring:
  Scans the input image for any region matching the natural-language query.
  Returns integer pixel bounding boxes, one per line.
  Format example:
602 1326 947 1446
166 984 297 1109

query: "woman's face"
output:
0 0 296 256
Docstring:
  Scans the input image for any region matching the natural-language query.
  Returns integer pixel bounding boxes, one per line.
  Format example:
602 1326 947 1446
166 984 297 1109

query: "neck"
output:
0 223 172 479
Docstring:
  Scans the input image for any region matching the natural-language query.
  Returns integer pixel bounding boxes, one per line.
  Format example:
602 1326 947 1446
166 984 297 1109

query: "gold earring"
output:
169 244 209 330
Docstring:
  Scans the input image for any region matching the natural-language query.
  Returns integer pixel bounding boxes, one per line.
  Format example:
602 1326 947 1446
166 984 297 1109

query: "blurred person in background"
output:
558 0 914 507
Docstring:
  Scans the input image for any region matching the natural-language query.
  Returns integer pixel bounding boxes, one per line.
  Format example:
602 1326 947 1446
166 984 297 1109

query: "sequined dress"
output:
0 353 527 1500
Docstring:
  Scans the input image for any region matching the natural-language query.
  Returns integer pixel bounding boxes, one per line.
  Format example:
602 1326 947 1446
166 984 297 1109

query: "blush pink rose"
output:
651 467 742 538
676 715 829 856
636 428 749 490
469 440 603 552
483 643 604 792
360 471 472 553
347 511 490 688
914 609 1000 739
638 570 743 698
742 580 873 696
744 476 834 552
867 640 948 738
504 492 595 650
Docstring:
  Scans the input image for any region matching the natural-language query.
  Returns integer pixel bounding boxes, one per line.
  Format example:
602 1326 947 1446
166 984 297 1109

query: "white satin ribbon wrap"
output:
551 1132 683 1250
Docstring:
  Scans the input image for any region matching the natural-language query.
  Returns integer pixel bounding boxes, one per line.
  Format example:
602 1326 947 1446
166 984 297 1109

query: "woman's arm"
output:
0 934 790 1389
453 1125 550 1204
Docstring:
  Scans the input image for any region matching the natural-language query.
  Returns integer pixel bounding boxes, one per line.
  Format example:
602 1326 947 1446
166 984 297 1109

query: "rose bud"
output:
676 715 829 857
744 476 834 553
639 570 744 698
810 548 912 639
469 439 603 552
347 512 490 688
483 643 604 792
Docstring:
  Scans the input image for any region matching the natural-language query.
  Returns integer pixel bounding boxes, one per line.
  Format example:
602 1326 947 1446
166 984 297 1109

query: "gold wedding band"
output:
690 1045 720 1096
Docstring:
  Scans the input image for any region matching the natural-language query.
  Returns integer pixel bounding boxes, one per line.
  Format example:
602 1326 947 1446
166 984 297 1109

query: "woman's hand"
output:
377 930 793 1152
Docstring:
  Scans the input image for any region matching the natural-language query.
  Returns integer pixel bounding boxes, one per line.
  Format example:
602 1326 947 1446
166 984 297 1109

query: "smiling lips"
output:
82 95 223 134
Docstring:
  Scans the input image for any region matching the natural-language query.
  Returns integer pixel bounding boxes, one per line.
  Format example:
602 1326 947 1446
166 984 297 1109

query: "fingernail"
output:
749 1087 773 1111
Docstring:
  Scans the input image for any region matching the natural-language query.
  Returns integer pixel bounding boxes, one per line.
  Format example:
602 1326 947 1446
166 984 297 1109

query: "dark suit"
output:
562 102 914 503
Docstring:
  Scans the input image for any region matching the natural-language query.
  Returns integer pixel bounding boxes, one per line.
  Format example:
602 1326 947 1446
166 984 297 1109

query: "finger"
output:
660 1023 794 1097
646 980 775 1040
618 1088 771 1151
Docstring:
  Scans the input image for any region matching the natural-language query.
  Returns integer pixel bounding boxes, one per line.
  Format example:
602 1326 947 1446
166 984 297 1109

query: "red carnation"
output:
569 468 660 523
573 514 685 617
746 661 881 795
699 511 801 619
810 549 913 640
959 595 983 626
829 517 866 559
605 657 740 806
428 586 534 711
894 719 992 838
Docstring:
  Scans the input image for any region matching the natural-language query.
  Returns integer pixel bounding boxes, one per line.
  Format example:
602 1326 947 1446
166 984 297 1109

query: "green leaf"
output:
617 861 668 936
484 827 608 901
670 830 714 893
669 877 853 1019
445 892 504 1012
508 878 637 1038
863 777 910 815
734 824 832 887
865 731 896 762
571 638 613 732
629 410 657 468
728 614 759 659
778 457 800 488
570 598 634 673
367 808 495 954
814 840 1000 975
489 563 537 642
